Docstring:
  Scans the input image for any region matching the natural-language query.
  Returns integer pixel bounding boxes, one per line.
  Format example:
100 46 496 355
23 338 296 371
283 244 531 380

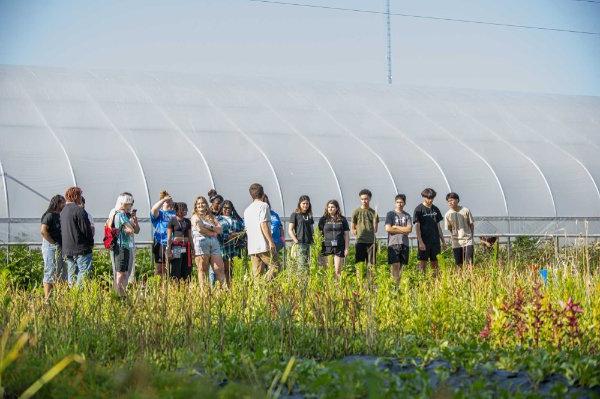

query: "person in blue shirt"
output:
264 195 285 252
150 190 176 276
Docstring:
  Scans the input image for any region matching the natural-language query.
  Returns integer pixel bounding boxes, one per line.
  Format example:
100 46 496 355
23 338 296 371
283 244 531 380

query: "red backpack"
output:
102 212 121 249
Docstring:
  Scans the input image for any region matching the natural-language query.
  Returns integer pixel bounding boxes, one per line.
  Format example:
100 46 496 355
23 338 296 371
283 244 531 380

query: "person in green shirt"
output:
351 189 379 265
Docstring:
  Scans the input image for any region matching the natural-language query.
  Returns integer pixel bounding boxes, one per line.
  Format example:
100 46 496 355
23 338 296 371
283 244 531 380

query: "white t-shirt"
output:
243 200 270 255
444 206 474 248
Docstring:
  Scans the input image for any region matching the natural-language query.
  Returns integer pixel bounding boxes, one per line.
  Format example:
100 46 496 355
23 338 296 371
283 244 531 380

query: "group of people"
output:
39 182 475 298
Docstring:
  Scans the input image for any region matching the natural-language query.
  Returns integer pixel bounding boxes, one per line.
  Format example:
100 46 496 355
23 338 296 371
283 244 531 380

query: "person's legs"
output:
355 243 368 264
257 251 279 280
211 255 227 287
464 245 474 267
367 242 377 266
65 256 78 286
153 242 167 276
42 240 57 299
223 258 232 285
250 254 265 277
417 247 428 272
197 256 211 288
453 247 464 266
180 251 191 281
56 246 67 282
298 244 310 269
170 256 182 279
75 252 93 286
128 246 136 284
333 255 344 278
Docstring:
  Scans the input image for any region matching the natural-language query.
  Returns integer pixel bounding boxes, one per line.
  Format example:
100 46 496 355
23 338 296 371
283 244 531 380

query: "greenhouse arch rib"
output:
85 71 152 210
24 68 77 187
204 96 287 216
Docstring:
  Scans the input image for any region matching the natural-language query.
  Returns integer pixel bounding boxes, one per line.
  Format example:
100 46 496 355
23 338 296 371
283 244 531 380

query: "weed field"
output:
1 240 599 398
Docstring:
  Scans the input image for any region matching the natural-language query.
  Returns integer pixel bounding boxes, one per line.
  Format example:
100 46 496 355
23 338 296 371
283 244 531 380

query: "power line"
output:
248 0 600 36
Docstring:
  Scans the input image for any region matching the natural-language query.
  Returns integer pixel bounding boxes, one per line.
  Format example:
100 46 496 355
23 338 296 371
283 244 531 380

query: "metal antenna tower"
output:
386 0 392 84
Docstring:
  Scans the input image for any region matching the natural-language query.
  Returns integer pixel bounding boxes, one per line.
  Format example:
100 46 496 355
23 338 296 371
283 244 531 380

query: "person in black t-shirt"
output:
318 199 350 278
288 195 314 269
60 187 95 286
413 188 446 275
40 194 66 299
166 202 193 280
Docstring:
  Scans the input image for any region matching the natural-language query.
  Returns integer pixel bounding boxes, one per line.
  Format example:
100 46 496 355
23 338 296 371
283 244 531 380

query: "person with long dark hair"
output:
318 199 349 278
41 194 66 299
288 195 314 269
166 202 193 280
217 200 245 285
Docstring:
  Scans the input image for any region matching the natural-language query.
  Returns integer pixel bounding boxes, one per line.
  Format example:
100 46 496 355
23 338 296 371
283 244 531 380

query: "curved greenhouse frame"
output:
1 65 599 243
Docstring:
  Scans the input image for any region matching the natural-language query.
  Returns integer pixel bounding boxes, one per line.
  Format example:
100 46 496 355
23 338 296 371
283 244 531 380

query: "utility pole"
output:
386 0 392 84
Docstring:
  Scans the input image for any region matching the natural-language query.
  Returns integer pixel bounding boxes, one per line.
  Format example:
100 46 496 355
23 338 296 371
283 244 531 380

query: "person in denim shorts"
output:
41 194 66 299
191 196 227 288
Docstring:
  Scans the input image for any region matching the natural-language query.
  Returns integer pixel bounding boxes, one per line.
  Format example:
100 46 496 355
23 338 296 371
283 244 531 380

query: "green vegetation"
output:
0 242 599 398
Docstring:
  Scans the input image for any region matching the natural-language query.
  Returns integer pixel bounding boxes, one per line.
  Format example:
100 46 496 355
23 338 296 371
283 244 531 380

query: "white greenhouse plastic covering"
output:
1 65 599 244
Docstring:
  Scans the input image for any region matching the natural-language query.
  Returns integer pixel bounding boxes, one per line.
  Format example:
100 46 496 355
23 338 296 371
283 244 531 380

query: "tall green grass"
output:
0 242 599 397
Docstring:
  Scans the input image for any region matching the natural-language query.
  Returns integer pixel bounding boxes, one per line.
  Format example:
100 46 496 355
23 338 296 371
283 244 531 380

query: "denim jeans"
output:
65 252 93 286
41 239 66 284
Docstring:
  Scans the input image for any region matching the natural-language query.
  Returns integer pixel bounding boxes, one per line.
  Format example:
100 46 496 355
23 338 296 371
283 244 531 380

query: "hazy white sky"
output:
1 0 599 95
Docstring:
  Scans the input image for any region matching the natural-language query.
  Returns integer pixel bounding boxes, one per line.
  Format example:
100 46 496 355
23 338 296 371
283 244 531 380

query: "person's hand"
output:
269 241 276 253
344 248 349 257
418 241 426 251
292 238 299 245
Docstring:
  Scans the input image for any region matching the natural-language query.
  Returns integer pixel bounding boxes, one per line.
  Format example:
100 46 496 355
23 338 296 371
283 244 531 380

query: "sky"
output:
0 0 599 96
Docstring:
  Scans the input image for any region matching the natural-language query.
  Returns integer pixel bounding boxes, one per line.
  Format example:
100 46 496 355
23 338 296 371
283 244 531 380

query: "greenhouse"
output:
1 65 599 243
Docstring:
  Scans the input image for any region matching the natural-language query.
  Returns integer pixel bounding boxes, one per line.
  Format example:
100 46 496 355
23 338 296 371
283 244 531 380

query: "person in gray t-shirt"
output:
385 194 413 283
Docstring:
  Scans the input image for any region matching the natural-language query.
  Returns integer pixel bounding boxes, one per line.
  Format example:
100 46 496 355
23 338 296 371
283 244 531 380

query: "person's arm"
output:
40 224 55 244
438 223 446 248
213 220 223 235
344 230 350 257
373 213 379 234
261 221 276 252
79 209 94 244
351 211 357 237
288 214 299 244
415 222 425 250
166 224 174 258
151 196 171 219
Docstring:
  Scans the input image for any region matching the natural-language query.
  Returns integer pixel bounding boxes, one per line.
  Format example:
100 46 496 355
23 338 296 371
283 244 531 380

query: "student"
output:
208 189 224 216
385 194 412 283
351 189 379 265
108 193 138 295
191 196 227 288
40 194 66 299
60 187 94 286
216 200 245 285
318 199 350 278
150 190 176 276
413 188 445 274
264 195 285 252
107 192 139 289
167 202 193 280
288 195 314 268
444 192 475 267
243 183 279 279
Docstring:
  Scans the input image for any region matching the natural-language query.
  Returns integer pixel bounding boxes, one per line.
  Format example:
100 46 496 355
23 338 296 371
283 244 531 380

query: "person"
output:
108 192 139 286
385 194 412 283
264 195 285 252
444 192 475 267
108 193 139 295
191 196 227 288
288 195 314 269
414 188 446 275
243 183 279 279
40 194 66 299
216 200 245 285
318 199 350 278
351 189 379 266
150 190 176 276
166 202 193 280
208 189 224 216
81 197 95 237
60 187 94 286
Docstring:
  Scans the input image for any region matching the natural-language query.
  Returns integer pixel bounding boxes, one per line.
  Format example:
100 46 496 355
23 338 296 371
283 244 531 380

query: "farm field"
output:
1 239 599 398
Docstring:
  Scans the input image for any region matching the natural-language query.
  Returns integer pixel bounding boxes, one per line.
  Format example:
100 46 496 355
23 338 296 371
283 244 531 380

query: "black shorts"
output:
113 246 131 273
388 244 409 265
453 245 474 266
152 242 167 263
321 245 345 258
417 242 441 262
355 242 375 263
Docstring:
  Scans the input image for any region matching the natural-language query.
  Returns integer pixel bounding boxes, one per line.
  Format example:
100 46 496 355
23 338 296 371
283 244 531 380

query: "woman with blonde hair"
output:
107 192 140 295
191 196 227 287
